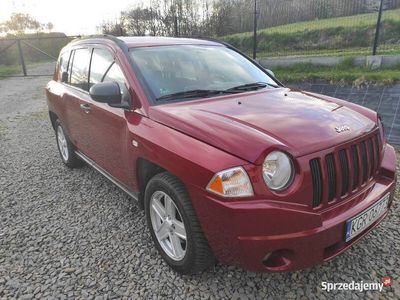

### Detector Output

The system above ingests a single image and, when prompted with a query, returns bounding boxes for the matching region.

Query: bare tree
[2,13,42,35]
[98,0,400,37]
[46,22,54,32]
[98,20,124,36]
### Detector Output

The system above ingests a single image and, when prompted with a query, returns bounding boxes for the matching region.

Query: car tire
[144,172,215,274]
[55,119,83,168]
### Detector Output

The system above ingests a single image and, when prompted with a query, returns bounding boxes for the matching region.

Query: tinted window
[103,64,130,104]
[70,48,90,91]
[57,51,70,82]
[89,48,114,88]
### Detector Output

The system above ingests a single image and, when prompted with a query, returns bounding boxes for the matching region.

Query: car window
[102,63,130,104]
[130,45,277,103]
[89,48,114,88]
[70,48,90,91]
[57,51,70,82]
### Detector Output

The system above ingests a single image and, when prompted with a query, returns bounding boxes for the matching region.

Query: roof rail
[69,34,128,52]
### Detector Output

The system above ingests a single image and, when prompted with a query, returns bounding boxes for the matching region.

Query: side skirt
[75,151,139,201]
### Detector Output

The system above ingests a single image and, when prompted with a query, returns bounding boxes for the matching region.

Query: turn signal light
[206,167,254,198]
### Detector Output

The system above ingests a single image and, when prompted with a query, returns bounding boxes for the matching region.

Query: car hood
[149,88,376,164]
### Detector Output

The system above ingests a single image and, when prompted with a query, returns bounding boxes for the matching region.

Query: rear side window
[57,51,70,82]
[89,48,114,88]
[70,48,90,91]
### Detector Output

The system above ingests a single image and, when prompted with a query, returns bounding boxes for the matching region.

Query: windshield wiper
[156,89,236,102]
[226,82,276,92]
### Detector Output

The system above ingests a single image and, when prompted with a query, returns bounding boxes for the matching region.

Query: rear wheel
[55,119,83,168]
[145,172,215,274]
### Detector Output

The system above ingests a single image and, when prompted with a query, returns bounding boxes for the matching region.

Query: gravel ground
[0,64,399,299]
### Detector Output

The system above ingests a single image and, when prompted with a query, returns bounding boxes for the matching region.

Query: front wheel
[145,172,215,274]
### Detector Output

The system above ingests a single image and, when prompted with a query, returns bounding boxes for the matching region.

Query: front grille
[360,141,368,184]
[325,154,336,202]
[367,139,375,178]
[310,131,382,208]
[310,158,323,207]
[376,134,382,166]
[339,150,349,196]
[351,145,359,190]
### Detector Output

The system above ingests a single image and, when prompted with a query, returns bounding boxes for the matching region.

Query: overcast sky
[0,0,144,35]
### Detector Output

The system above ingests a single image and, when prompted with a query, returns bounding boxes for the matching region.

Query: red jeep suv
[46,36,397,274]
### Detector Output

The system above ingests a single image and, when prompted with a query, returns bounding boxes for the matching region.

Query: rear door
[62,47,92,154]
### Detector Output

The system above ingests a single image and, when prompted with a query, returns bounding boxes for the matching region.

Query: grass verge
[274,61,400,85]
[0,65,21,77]
[252,46,400,59]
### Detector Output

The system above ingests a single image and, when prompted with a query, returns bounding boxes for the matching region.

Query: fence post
[252,0,257,59]
[16,39,27,76]
[372,0,384,56]
[174,15,179,37]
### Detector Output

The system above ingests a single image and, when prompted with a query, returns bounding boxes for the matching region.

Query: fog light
[262,249,293,270]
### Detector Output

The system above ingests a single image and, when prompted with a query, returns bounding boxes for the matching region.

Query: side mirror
[61,71,69,83]
[89,82,129,109]
[265,69,276,78]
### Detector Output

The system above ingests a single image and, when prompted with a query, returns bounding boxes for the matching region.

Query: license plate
[345,193,390,242]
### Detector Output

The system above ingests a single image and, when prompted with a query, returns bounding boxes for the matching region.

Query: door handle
[80,103,91,113]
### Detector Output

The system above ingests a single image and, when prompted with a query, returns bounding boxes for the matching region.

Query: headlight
[263,151,294,191]
[206,167,254,197]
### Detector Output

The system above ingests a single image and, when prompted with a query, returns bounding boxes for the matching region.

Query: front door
[84,47,132,186]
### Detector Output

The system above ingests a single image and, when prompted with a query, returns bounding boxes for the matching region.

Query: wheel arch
[136,157,166,209]
[49,110,58,130]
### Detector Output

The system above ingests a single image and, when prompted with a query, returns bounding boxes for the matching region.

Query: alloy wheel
[57,125,69,161]
[149,191,187,261]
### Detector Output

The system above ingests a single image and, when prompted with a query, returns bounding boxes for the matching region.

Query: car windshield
[129,45,278,103]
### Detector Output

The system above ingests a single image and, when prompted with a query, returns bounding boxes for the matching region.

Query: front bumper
[189,145,397,272]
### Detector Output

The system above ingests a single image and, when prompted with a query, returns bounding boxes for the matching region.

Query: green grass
[0,65,21,77]
[224,8,400,38]
[221,8,400,58]
[274,61,400,84]
[253,45,400,59]
[0,61,53,78]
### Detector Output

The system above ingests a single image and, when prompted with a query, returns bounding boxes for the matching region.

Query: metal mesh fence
[0,35,75,76]
[222,0,400,58]
[290,82,400,145]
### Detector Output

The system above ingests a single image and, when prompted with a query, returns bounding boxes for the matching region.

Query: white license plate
[345,193,390,242]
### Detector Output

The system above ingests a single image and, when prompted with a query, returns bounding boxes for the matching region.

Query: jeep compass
[46,36,397,274]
